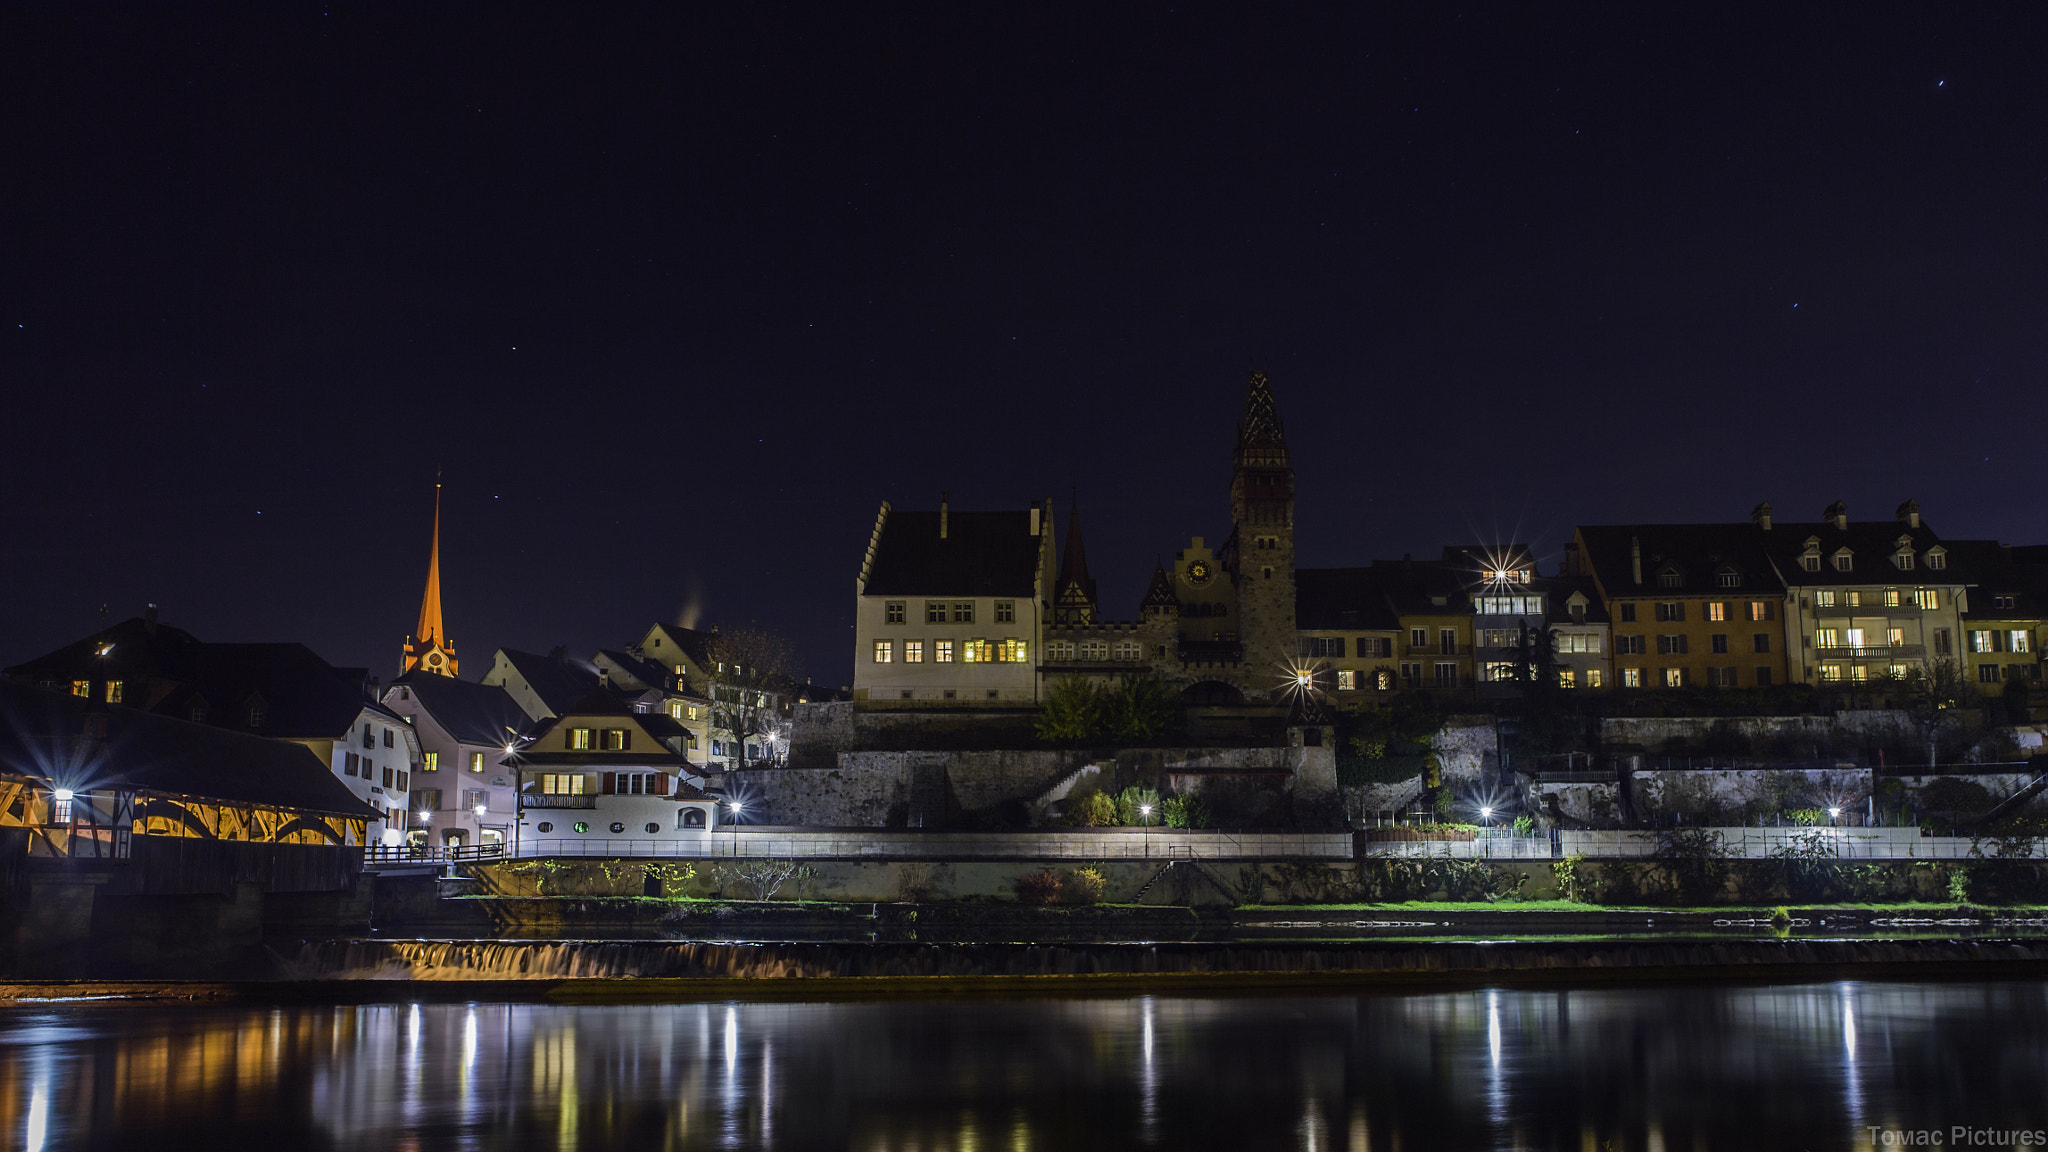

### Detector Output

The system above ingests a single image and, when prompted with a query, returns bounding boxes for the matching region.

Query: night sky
[3,6,2044,689]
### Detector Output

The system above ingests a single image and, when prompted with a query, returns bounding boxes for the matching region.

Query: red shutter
[602,771,616,795]
[653,773,669,796]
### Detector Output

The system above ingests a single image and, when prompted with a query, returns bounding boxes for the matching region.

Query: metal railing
[491,830,1355,861]
[365,843,506,865]
[1813,645,1926,660]
[519,794,598,810]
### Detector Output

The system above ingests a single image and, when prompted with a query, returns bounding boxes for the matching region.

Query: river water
[3,980,2044,1150]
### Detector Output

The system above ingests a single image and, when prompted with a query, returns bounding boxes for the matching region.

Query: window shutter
[653,773,669,796]
[564,729,574,750]
[1679,635,1690,654]
[1334,638,1347,658]
[622,729,632,751]
[602,771,616,795]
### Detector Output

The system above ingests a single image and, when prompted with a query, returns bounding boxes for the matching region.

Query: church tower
[401,479,459,677]
[1226,371,1296,694]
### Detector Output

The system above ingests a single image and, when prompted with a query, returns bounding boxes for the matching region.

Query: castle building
[400,480,459,678]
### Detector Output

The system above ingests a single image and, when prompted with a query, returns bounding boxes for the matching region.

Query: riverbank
[4,936,2048,1004]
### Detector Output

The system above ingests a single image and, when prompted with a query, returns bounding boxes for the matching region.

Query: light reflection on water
[0,981,2044,1150]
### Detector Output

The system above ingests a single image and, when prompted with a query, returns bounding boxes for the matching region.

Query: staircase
[1978,767,2048,827]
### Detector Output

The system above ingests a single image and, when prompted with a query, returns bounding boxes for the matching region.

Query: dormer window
[1893,551,1915,570]
[1800,555,1821,572]
[1926,549,1947,571]
[1832,550,1854,572]
[1657,571,1683,589]
[1716,569,1740,588]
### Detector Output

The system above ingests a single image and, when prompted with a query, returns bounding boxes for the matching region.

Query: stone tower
[401,478,459,677]
[1225,371,1295,697]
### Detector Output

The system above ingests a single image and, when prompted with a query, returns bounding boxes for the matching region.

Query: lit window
[1889,664,1909,680]
[1558,668,1576,688]
[1585,669,1603,688]
[542,773,586,795]
[1484,662,1518,682]
[1816,629,1841,649]
[1621,668,1642,688]
[952,602,974,623]
[1000,638,1029,663]
[1884,589,1901,607]
[669,701,683,719]
[935,640,955,663]
[962,639,988,663]
[873,640,893,663]
[905,640,923,663]
[423,751,439,771]
[105,680,123,703]
[925,601,946,623]
[1818,665,1843,682]
[1848,665,1868,682]
[1971,631,1994,653]
[70,680,89,698]
[1848,590,1865,608]
[995,601,1015,623]
[570,728,593,750]
[1337,669,1357,690]
[1748,601,1770,622]
[469,751,484,773]
[1374,669,1395,691]
[1914,589,1939,609]
[2011,631,2031,654]
[1707,602,1726,622]
[1662,668,1684,688]
[1814,590,1837,608]
[1556,633,1600,654]
[1887,628,1905,648]
[603,729,628,751]
[886,601,906,624]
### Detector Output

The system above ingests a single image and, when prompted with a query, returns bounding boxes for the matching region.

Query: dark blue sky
[3,5,2044,688]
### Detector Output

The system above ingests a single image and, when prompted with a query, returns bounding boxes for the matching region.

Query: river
[3,979,2044,1150]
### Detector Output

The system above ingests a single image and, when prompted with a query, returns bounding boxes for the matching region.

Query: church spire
[401,476,459,677]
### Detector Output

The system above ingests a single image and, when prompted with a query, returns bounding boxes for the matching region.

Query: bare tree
[704,626,796,769]
[1903,656,1979,769]
[713,858,803,901]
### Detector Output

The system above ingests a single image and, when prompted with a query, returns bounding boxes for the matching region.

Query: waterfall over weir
[279,937,2048,982]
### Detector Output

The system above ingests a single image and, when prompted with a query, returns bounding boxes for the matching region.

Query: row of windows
[1797,548,1946,573]
[1472,595,1544,615]
[362,723,396,748]
[419,750,490,773]
[1816,664,1911,683]
[1978,664,2042,683]
[565,727,633,751]
[342,752,409,792]
[883,600,1018,625]
[1813,627,1915,650]
[1616,633,1773,656]
[532,808,711,835]
[873,639,1029,663]
[1618,667,1775,688]
[1618,600,1779,624]
[1301,636,1395,659]
[1047,640,1146,662]
[1812,588,1940,609]
[1970,630,2033,654]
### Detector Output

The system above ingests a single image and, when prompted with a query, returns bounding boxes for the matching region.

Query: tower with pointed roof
[1053,504,1098,627]
[1226,370,1297,694]
[402,479,459,677]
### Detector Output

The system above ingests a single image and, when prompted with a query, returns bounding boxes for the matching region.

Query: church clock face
[428,652,442,667]
[1186,560,1211,586]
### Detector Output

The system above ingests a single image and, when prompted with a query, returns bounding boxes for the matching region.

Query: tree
[1903,656,1979,769]
[703,626,796,769]
[2002,673,2033,726]
[1036,676,1105,746]
[1103,669,1180,745]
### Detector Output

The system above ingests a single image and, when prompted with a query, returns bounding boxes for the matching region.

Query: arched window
[681,807,707,829]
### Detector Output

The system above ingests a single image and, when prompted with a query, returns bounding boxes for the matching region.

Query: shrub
[1068,791,1117,827]
[1787,808,1831,827]
[1063,867,1107,905]
[897,862,935,903]
[1114,786,1162,826]
[1016,868,1063,906]
[1552,855,1590,903]
[1163,793,1210,829]
[1512,814,1536,837]
[1947,867,1972,906]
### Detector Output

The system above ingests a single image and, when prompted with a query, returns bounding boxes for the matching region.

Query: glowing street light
[1480,805,1494,822]
[52,787,75,823]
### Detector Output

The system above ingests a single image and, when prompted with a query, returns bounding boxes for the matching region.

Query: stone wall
[788,702,1041,766]
[1529,780,1623,826]
[1629,767,1871,824]
[1600,711,1917,757]
[1433,716,1499,785]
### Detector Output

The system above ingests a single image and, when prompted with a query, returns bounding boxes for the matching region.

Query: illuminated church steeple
[401,478,458,677]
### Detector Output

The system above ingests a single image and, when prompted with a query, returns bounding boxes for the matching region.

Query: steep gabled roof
[862,508,1042,597]
[1294,568,1402,630]
[389,671,533,747]
[495,649,603,716]
[1141,561,1180,609]
[0,682,372,818]
[1574,523,1788,597]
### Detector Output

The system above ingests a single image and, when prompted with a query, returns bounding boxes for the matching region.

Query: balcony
[1812,645,1926,662]
[520,793,597,810]
[1403,644,1473,657]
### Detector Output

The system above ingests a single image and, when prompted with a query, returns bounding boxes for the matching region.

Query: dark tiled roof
[4,617,373,740]
[496,649,603,715]
[642,624,717,672]
[863,508,1042,597]
[0,682,372,818]
[1574,523,1789,597]
[1294,568,1402,630]
[595,649,673,692]
[1543,575,1612,625]
[389,672,533,747]
[1949,541,2048,622]
[1371,558,1467,616]
[1756,519,1961,587]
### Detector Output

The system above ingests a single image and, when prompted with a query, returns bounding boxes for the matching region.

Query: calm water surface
[3,981,2045,1150]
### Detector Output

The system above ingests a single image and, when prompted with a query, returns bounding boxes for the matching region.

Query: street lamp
[52,787,74,823]
[1138,803,1153,827]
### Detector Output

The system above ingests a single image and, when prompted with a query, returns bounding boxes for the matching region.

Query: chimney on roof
[1824,500,1848,531]
[1896,498,1921,529]
[1751,502,1772,531]
[598,667,610,689]
[939,490,949,539]
[1029,500,1040,537]
[1631,536,1642,586]
[144,603,158,635]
